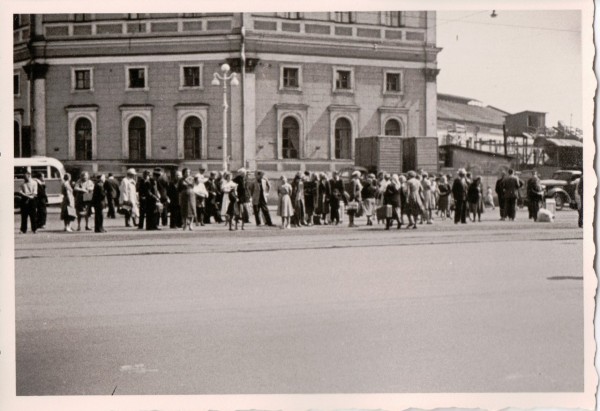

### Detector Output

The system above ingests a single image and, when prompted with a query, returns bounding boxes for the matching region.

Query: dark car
[540,170,582,210]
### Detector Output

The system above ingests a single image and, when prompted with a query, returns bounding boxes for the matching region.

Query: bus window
[50,166,62,179]
[31,166,49,178]
[14,166,28,179]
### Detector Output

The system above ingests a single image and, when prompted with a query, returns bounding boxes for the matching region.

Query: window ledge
[278,88,303,94]
[179,86,204,91]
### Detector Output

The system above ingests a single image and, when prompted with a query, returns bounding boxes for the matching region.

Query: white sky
[436,10,582,129]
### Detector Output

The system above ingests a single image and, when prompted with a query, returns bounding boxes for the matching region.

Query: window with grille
[334,118,352,159]
[384,11,403,27]
[334,12,354,23]
[74,69,91,90]
[75,118,93,161]
[183,116,202,160]
[282,117,299,159]
[283,67,299,88]
[128,117,146,160]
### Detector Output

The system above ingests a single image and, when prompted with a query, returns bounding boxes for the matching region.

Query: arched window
[14,121,21,158]
[334,118,352,159]
[75,117,93,160]
[128,116,146,160]
[183,116,202,160]
[282,116,299,159]
[384,119,402,136]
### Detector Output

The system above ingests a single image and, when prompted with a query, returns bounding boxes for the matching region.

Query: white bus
[14,156,66,207]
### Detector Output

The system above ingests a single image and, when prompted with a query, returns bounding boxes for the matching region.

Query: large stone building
[14,12,440,175]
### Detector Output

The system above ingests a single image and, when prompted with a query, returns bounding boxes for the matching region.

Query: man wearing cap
[250,170,274,226]
[204,171,223,224]
[168,170,183,228]
[452,168,468,224]
[154,168,170,227]
[119,168,139,227]
[19,170,38,233]
[139,170,161,230]
[502,168,521,221]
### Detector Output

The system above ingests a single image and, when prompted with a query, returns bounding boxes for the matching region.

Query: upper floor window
[180,65,202,89]
[333,12,354,23]
[333,67,354,92]
[383,70,403,94]
[126,66,148,90]
[72,68,93,91]
[281,12,301,19]
[13,15,21,30]
[280,65,302,91]
[73,14,92,22]
[383,11,404,27]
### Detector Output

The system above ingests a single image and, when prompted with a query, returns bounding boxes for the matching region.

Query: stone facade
[14,12,440,175]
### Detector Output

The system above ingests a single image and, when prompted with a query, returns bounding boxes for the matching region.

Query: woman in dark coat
[437,176,451,221]
[178,168,197,231]
[467,176,485,222]
[383,174,403,230]
[315,173,330,225]
[303,172,317,226]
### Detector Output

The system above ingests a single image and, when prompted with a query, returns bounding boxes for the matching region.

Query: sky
[436,10,582,129]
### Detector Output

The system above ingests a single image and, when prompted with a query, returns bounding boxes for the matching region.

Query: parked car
[539,170,582,210]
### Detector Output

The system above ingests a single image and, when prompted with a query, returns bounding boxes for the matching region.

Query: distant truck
[355,136,438,175]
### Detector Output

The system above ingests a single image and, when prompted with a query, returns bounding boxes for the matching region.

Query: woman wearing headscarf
[315,173,330,225]
[405,170,424,229]
[421,172,434,224]
[178,168,197,231]
[467,176,485,222]
[277,175,293,229]
[361,174,377,226]
[383,174,402,230]
[60,173,76,232]
[347,171,362,228]
[436,176,451,221]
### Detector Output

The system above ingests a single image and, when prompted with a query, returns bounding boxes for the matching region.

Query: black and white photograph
[1,0,596,410]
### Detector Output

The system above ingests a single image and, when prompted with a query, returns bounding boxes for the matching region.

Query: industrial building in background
[13,12,441,176]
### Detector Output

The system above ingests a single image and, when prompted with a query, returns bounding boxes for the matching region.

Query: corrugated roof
[438,97,507,127]
[545,138,583,148]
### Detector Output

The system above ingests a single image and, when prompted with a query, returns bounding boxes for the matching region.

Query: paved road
[14,209,584,395]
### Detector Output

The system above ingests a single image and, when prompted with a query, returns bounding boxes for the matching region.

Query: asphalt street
[14,208,584,395]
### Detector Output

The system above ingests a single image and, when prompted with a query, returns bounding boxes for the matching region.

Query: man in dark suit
[140,170,161,230]
[503,169,521,221]
[495,171,506,220]
[104,173,120,219]
[92,174,107,233]
[251,170,274,226]
[204,171,223,224]
[329,171,345,225]
[452,168,468,224]
[153,168,169,227]
[168,170,182,228]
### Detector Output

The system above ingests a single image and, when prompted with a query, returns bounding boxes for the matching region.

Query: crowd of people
[16,165,583,234]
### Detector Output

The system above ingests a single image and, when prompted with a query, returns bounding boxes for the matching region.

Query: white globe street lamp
[212,63,239,172]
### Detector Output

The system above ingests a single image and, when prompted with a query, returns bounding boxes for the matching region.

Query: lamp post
[211,63,239,172]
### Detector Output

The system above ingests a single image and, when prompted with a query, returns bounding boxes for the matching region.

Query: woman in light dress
[193,173,208,226]
[178,168,197,231]
[220,172,237,226]
[347,171,362,228]
[421,172,434,224]
[405,170,424,229]
[73,171,95,231]
[277,175,293,229]
[60,173,76,232]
